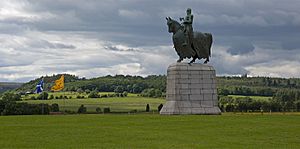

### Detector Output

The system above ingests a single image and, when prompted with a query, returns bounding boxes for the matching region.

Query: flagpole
[42,77,44,115]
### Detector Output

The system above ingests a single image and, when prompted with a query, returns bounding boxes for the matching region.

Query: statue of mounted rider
[166,8,213,64]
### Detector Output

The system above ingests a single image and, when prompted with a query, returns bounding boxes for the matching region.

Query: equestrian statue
[166,8,213,64]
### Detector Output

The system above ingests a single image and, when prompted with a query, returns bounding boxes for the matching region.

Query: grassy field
[22,96,165,113]
[228,95,272,101]
[0,113,299,148]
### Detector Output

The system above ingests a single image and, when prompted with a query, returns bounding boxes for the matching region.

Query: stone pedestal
[160,63,221,115]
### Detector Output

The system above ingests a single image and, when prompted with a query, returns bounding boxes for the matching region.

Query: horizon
[1,0,300,82]
[2,72,299,84]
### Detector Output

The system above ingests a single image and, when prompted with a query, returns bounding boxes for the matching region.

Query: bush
[96,107,102,113]
[158,104,163,112]
[146,104,150,112]
[55,96,59,99]
[141,88,163,98]
[49,95,54,100]
[2,92,21,101]
[88,91,100,98]
[103,107,110,113]
[101,94,108,98]
[77,105,87,114]
[76,95,85,99]
[2,102,50,115]
[123,91,128,97]
[30,96,36,100]
[51,103,59,112]
[36,92,48,100]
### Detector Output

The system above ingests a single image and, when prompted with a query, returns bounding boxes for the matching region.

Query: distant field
[22,96,165,113]
[0,114,299,149]
[228,95,272,101]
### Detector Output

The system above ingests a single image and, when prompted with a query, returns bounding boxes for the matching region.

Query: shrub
[2,92,21,101]
[2,102,50,115]
[77,105,87,114]
[88,91,100,98]
[55,96,59,99]
[103,107,110,113]
[141,88,163,98]
[123,91,128,97]
[30,96,36,100]
[51,103,59,112]
[146,104,150,112]
[101,94,108,98]
[36,92,48,100]
[96,107,102,113]
[158,104,163,112]
[49,95,54,100]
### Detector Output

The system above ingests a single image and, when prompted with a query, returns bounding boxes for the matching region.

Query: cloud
[0,0,300,82]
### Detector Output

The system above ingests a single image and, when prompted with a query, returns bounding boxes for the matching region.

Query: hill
[15,74,300,96]
[16,74,166,94]
[0,82,23,93]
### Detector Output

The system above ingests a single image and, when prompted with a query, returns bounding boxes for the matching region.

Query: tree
[37,92,49,100]
[88,90,99,98]
[2,92,21,101]
[114,86,124,93]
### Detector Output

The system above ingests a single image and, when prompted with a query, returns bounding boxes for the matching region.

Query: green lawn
[21,96,165,113]
[228,95,272,101]
[0,114,299,148]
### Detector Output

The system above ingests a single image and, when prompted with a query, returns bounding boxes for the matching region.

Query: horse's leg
[177,57,183,62]
[189,56,196,64]
[204,57,209,64]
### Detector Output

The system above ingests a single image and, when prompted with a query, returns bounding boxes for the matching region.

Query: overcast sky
[1,0,300,82]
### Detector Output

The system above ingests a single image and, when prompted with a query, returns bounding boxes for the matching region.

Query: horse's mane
[172,19,182,28]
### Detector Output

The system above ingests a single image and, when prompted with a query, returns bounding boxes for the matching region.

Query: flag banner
[51,75,64,91]
[36,79,44,94]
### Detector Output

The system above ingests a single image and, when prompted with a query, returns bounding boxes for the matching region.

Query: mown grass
[22,96,165,112]
[228,95,272,101]
[0,114,299,149]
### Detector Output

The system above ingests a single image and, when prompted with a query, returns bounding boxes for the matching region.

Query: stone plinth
[160,63,221,115]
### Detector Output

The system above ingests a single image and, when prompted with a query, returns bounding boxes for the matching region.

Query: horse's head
[166,17,181,33]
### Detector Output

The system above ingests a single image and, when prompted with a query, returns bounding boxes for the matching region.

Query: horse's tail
[207,33,213,57]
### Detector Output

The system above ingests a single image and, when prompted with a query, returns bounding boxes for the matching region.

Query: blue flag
[36,79,44,94]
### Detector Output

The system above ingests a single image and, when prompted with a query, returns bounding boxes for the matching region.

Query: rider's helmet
[187,8,192,14]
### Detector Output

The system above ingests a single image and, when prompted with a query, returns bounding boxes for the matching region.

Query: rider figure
[180,8,193,47]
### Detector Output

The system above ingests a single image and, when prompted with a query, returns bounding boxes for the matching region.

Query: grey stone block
[160,63,221,115]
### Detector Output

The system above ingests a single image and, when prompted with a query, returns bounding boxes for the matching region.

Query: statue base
[160,63,221,115]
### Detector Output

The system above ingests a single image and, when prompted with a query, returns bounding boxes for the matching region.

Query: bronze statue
[180,8,193,47]
[166,8,213,64]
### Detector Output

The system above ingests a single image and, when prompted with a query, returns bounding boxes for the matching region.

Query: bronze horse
[166,17,213,64]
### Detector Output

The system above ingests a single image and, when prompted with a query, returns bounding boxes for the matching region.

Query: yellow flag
[51,75,64,91]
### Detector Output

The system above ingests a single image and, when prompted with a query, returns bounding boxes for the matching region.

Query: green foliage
[88,91,100,98]
[141,88,163,98]
[103,107,110,113]
[146,104,150,112]
[1,92,21,101]
[77,105,87,114]
[36,92,48,100]
[49,94,54,99]
[114,86,124,93]
[2,102,50,115]
[96,107,102,113]
[51,103,59,112]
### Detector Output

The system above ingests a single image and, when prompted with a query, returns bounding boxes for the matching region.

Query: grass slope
[0,114,299,148]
